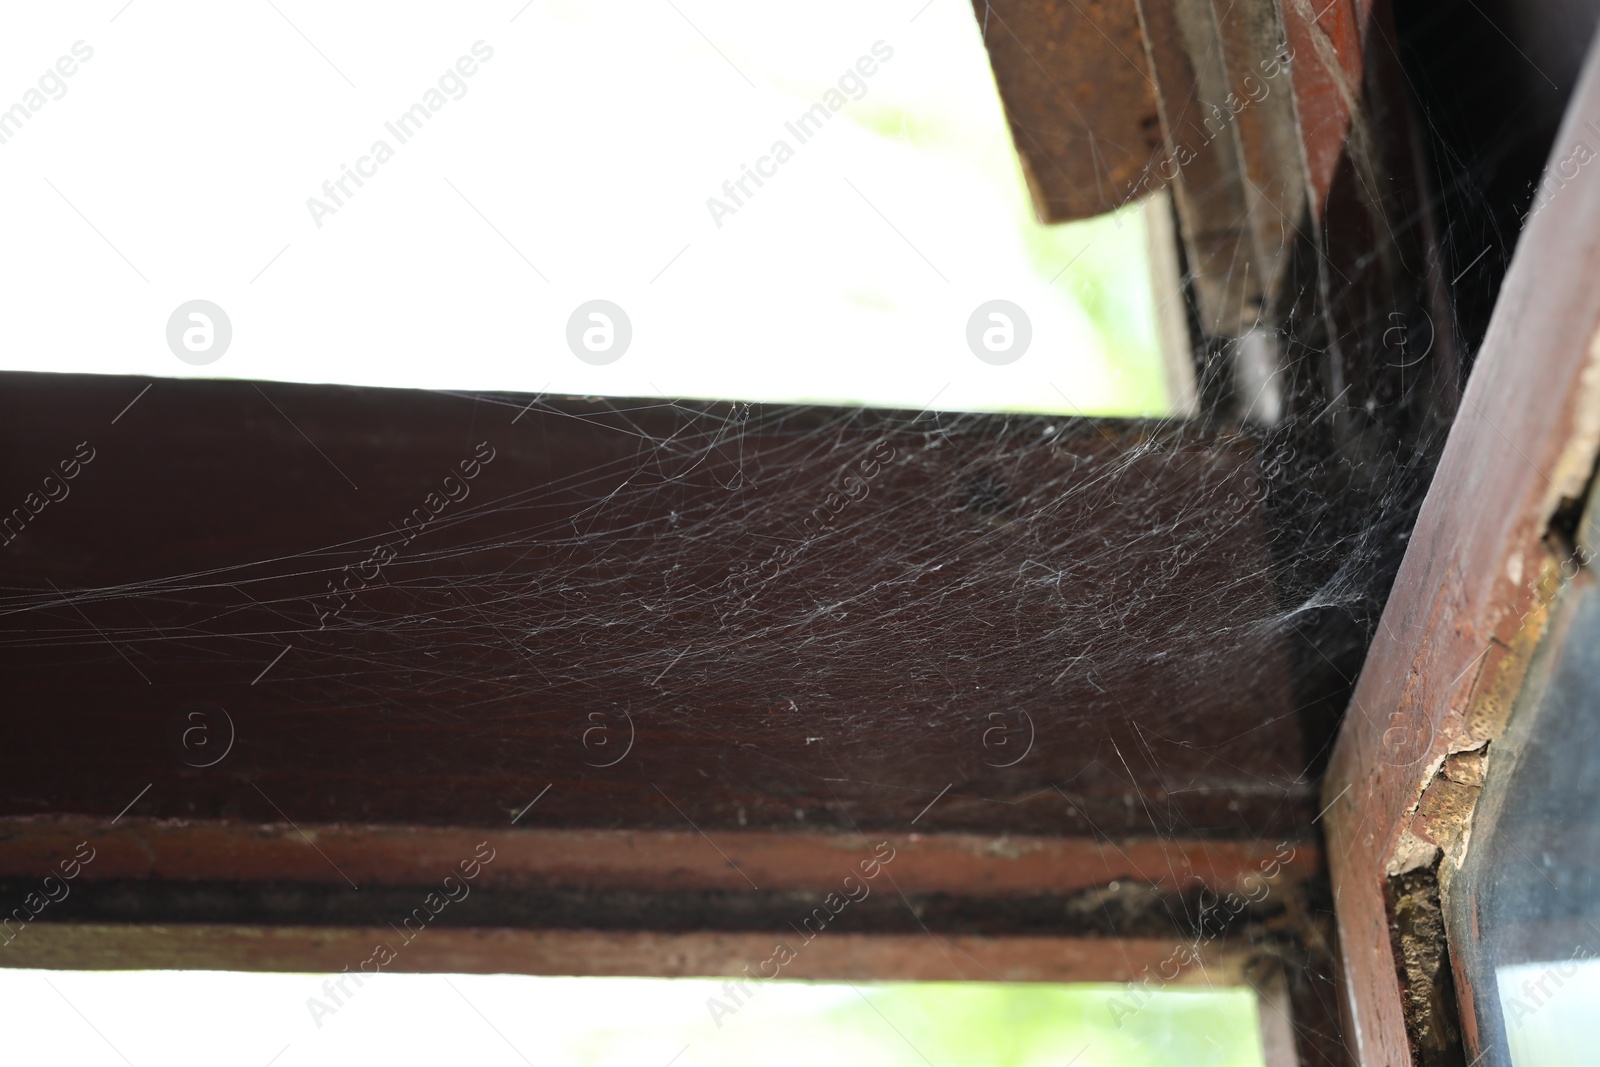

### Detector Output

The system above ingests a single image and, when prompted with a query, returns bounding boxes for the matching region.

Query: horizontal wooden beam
[0,924,1253,985]
[967,0,1167,221]
[0,819,1314,898]
[0,815,1315,984]
[0,374,1315,840]
[1322,42,1600,1067]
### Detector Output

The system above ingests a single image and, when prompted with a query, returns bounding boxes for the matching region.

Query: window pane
[0,970,1269,1067]
[0,2,1173,416]
[1446,582,1600,1066]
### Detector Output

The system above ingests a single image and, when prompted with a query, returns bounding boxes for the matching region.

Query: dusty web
[0,1,1573,1060]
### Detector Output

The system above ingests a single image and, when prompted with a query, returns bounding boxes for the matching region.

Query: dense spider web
[0,0,1577,1062]
[0,0,1535,888]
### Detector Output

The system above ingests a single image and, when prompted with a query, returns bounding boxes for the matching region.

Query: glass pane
[0,970,1269,1067]
[0,3,1174,416]
[1495,959,1600,1065]
[1446,581,1600,1066]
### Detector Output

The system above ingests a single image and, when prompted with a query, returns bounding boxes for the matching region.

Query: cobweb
[0,0,1579,1062]
[0,0,1535,898]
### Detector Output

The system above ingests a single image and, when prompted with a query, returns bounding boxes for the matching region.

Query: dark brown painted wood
[0,373,1313,842]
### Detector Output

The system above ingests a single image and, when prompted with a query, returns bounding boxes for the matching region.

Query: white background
[0,0,1163,413]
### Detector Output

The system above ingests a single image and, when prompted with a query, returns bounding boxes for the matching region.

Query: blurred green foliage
[560,979,1268,1066]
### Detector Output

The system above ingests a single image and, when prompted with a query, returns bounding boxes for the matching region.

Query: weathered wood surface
[0,375,1312,841]
[1,923,1251,984]
[1322,43,1600,1067]
[0,820,1313,898]
[968,0,1168,221]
